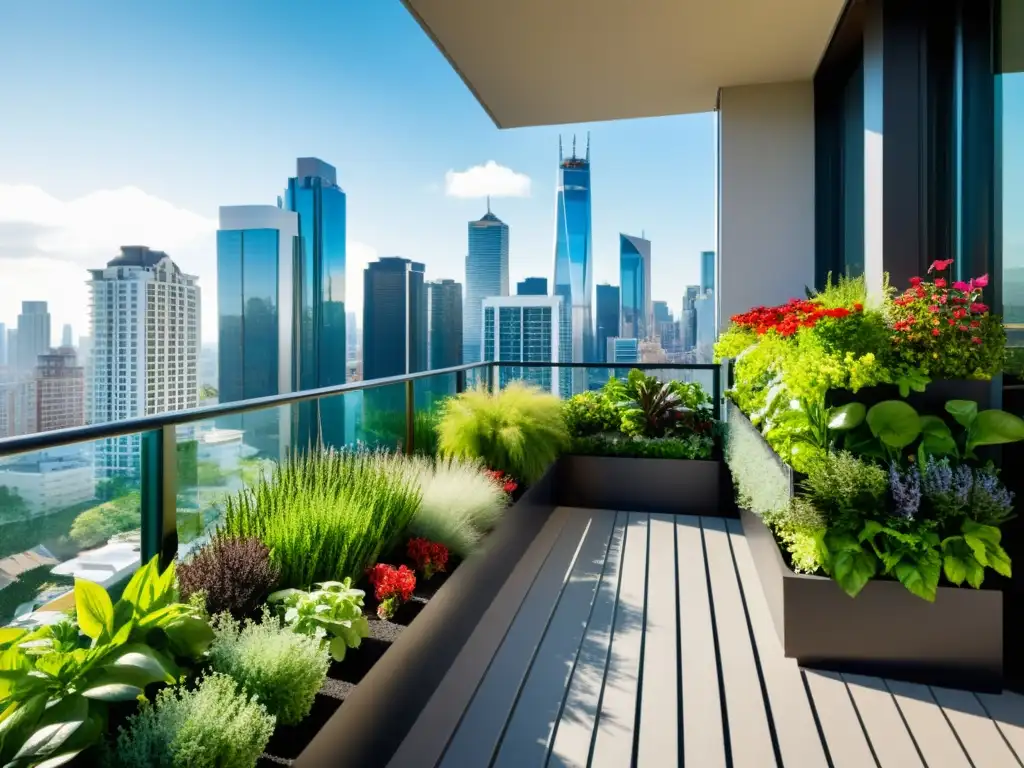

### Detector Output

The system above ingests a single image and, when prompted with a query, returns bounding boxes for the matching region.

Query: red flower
[970,320,980,328]
[407,538,449,580]
[909,277,923,287]
[970,302,989,314]
[367,563,416,620]
[930,259,955,273]
[933,278,947,289]
[953,281,972,292]
[932,329,941,337]
[952,308,967,320]
[853,302,864,311]
[486,469,519,494]
[928,305,939,313]
[973,273,989,288]
[948,318,955,325]
[958,324,970,332]
[971,336,983,345]
[915,285,927,298]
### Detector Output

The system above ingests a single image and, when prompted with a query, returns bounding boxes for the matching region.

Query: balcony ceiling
[402,0,847,128]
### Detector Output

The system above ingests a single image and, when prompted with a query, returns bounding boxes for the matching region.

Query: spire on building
[486,195,491,214]
[558,135,563,162]
[572,134,577,158]
[586,131,590,162]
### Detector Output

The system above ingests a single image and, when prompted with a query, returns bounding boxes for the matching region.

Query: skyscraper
[595,284,620,363]
[695,292,716,362]
[6,330,17,376]
[0,323,6,367]
[35,347,84,433]
[284,157,346,448]
[553,135,594,394]
[61,324,73,348]
[516,277,548,296]
[701,250,716,294]
[363,258,427,380]
[16,302,51,374]
[346,311,359,363]
[427,279,463,370]
[87,247,200,477]
[620,234,652,341]
[217,205,299,458]
[464,201,509,364]
[482,295,561,395]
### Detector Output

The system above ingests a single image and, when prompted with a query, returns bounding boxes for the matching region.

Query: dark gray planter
[740,508,1003,691]
[827,374,1004,413]
[555,454,724,515]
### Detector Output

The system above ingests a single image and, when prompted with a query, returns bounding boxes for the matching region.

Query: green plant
[724,402,793,517]
[69,493,142,548]
[800,451,889,531]
[569,433,713,460]
[220,448,421,588]
[177,537,280,619]
[562,390,619,438]
[105,673,274,768]
[0,557,214,767]
[208,610,329,726]
[437,382,568,484]
[602,370,686,438]
[268,578,370,662]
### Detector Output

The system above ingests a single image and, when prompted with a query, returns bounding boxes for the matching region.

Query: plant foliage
[177,537,281,619]
[268,578,370,662]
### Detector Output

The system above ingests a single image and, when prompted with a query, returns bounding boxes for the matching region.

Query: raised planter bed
[827,374,1004,413]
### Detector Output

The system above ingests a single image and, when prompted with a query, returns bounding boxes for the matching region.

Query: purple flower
[971,470,1015,524]
[952,464,973,508]
[889,463,921,520]
[921,456,952,499]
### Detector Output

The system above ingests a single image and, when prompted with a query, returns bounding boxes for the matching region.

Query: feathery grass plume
[220,447,421,588]
[437,382,568,484]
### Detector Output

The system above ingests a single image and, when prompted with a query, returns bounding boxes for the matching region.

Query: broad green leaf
[108,645,175,685]
[135,603,187,630]
[857,520,884,544]
[120,558,156,612]
[73,580,114,642]
[919,415,952,438]
[964,535,989,566]
[962,520,1002,545]
[922,432,959,457]
[0,629,27,649]
[895,557,939,602]
[968,410,1024,451]
[268,588,304,604]
[9,694,86,763]
[866,401,921,449]
[163,616,214,659]
[828,402,866,431]
[943,554,968,586]
[80,681,143,702]
[0,693,47,762]
[25,711,103,768]
[945,400,978,429]
[987,544,1013,578]
[830,546,877,598]
[328,636,348,662]
[964,557,986,588]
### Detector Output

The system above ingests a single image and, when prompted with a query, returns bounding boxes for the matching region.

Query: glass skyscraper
[701,250,716,294]
[284,157,346,449]
[427,279,463,370]
[364,258,427,380]
[553,135,595,395]
[516,277,548,296]
[464,202,509,364]
[595,283,620,363]
[482,295,561,395]
[620,233,652,342]
[217,206,298,459]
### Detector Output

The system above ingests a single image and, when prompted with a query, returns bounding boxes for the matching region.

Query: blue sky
[0,0,716,344]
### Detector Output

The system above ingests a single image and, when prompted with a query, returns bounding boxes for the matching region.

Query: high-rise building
[553,135,595,394]
[363,257,427,380]
[346,311,359,363]
[482,295,561,395]
[35,347,84,433]
[516,277,548,296]
[0,381,37,437]
[464,201,509,364]
[607,337,640,364]
[654,301,671,325]
[217,205,299,457]
[284,157,347,448]
[701,250,716,294]
[595,284,620,363]
[427,279,463,371]
[0,323,6,367]
[61,324,73,349]
[87,246,200,477]
[5,330,16,375]
[620,233,652,342]
[681,309,697,351]
[16,302,51,374]
[695,292,716,362]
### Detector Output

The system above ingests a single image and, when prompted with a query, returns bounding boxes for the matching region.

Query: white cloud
[444,161,531,199]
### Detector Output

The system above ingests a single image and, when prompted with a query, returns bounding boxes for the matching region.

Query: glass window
[999,0,1024,375]
[841,60,865,277]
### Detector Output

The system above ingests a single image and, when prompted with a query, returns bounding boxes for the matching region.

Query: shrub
[70,492,142,548]
[437,382,569,484]
[602,370,711,439]
[209,609,329,726]
[106,673,275,768]
[177,536,281,619]
[220,448,421,588]
[800,451,888,530]
[402,456,508,557]
[563,390,619,437]
[570,433,713,460]
[268,578,370,662]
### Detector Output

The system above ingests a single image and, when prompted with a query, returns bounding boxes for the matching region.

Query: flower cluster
[888,463,921,520]
[730,298,858,337]
[366,563,416,620]
[406,537,449,580]
[486,469,519,494]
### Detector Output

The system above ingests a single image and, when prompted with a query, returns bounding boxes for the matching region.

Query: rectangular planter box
[554,454,725,515]
[827,374,1004,413]
[741,507,1003,691]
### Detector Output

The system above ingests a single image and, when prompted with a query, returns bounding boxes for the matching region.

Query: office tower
[701,250,716,294]
[681,309,697,351]
[595,284,620,363]
[217,205,299,457]
[553,135,595,395]
[427,279,463,370]
[284,157,347,448]
[35,347,84,432]
[6,330,17,373]
[607,337,640,364]
[620,233,652,341]
[516,277,548,296]
[654,301,671,325]
[482,295,561,395]
[364,258,427,380]
[16,302,51,374]
[61,324,73,348]
[464,201,509,364]
[346,311,359,363]
[87,246,200,477]
[0,381,37,437]
[695,292,716,362]
[0,323,5,367]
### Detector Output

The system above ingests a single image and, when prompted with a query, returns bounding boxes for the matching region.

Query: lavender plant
[970,470,1016,526]
[888,463,921,520]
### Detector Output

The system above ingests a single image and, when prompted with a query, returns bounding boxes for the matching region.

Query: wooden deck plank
[931,687,1023,768]
[803,670,877,768]
[701,516,777,768]
[590,512,649,768]
[437,508,600,768]
[725,518,829,768]
[491,511,619,768]
[976,691,1024,761]
[635,513,680,766]
[884,679,970,768]
[546,516,628,768]
[676,516,726,768]
[843,673,924,768]
[388,506,572,768]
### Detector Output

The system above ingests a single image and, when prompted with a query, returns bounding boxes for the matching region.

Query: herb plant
[268,578,371,662]
[177,536,281,619]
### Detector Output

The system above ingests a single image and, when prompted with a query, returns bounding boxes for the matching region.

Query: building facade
[87,247,200,477]
[516,277,548,296]
[482,295,561,395]
[427,279,463,371]
[464,204,509,364]
[0,453,94,516]
[620,234,652,342]
[700,250,715,294]
[35,347,84,433]
[363,258,428,380]
[595,283,620,363]
[607,337,639,364]
[16,302,51,376]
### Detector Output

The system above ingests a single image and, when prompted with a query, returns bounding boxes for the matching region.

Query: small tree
[0,486,28,524]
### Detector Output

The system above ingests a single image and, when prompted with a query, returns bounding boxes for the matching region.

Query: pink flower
[953,281,972,292]
[959,324,969,332]
[939,294,948,304]
[970,302,989,314]
[971,336,983,345]
[928,305,939,313]
[909,277,923,287]
[932,329,941,337]
[973,274,989,288]
[934,278,947,288]
[930,259,954,273]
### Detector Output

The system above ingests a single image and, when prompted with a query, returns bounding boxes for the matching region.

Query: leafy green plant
[800,451,889,530]
[603,370,688,438]
[437,382,569,484]
[0,557,213,767]
[208,610,329,726]
[220,448,421,588]
[562,390,620,438]
[105,673,275,768]
[569,433,713,460]
[268,579,370,662]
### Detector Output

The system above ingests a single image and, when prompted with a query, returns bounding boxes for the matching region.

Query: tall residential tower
[464,201,509,363]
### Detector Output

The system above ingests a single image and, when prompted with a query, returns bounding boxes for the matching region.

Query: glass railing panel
[464,365,488,391]
[0,439,141,627]
[413,372,455,456]
[355,382,408,450]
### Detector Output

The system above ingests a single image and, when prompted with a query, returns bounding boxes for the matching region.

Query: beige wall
[717,82,816,330]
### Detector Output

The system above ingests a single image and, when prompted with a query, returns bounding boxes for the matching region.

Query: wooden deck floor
[388,508,1024,768]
